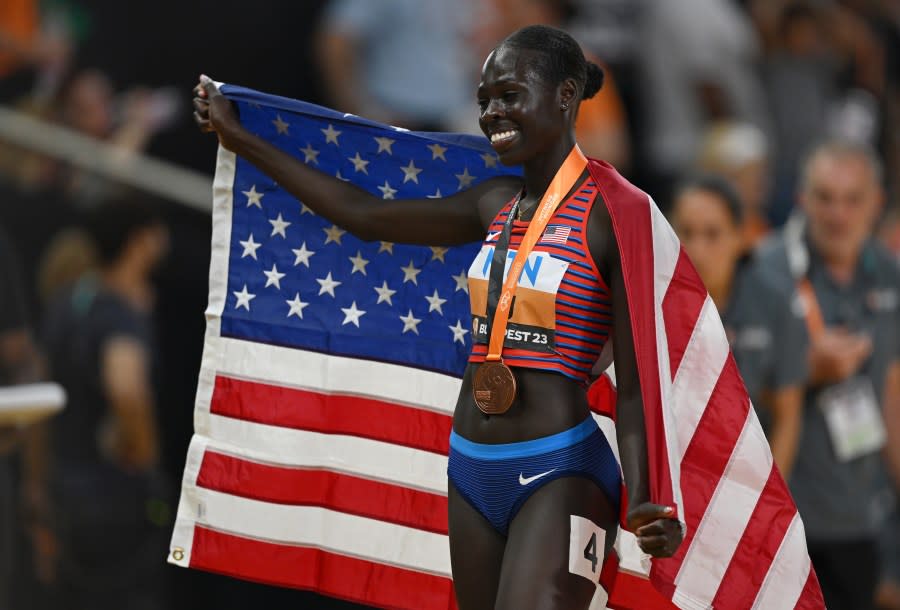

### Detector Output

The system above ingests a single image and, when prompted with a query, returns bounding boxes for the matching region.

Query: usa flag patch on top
[539,224,571,245]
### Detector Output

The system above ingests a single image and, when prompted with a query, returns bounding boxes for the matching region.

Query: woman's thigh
[448,481,507,610]
[494,476,617,610]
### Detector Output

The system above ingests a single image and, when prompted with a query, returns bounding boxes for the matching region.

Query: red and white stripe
[589,159,824,609]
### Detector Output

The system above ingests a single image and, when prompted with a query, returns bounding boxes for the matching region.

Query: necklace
[516,198,538,220]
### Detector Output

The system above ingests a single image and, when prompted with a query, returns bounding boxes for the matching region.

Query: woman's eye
[477,99,488,111]
[503,91,518,101]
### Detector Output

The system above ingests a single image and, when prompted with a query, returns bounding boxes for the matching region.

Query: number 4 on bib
[569,515,605,582]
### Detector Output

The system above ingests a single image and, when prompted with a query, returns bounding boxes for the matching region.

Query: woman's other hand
[193,75,241,150]
[626,502,684,558]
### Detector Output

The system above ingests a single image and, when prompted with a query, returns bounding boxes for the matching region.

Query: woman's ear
[559,78,578,111]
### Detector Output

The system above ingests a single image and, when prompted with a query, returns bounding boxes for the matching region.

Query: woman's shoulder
[585,159,650,206]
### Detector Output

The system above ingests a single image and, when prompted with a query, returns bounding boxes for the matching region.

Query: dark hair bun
[583,62,605,99]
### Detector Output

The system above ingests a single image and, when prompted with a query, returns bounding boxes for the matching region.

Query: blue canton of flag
[220,85,521,376]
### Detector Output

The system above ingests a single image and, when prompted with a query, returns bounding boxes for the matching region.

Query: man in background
[40,198,170,610]
[315,0,476,132]
[754,141,900,610]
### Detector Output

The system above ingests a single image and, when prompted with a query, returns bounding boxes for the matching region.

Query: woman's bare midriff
[452,363,592,444]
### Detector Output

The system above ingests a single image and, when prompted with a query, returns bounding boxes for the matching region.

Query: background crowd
[0,0,898,609]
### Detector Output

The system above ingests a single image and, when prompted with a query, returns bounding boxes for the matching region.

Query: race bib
[569,515,605,583]
[818,376,886,462]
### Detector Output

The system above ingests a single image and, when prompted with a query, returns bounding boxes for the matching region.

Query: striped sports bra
[467,178,612,384]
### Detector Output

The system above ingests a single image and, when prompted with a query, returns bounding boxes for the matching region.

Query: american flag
[539,224,571,245]
[168,84,519,610]
[169,84,825,610]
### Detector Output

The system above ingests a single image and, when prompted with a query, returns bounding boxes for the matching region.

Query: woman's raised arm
[194,77,521,246]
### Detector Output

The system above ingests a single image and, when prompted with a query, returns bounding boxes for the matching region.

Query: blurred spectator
[469,0,631,169]
[565,0,643,175]
[315,0,477,132]
[761,1,886,224]
[0,67,179,204]
[36,227,99,305]
[696,121,772,249]
[670,175,806,477]
[0,223,41,610]
[39,199,171,610]
[565,0,643,72]
[0,0,72,104]
[754,141,900,610]
[637,0,770,204]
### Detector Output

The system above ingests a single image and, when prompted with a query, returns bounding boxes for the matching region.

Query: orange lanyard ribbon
[485,146,588,362]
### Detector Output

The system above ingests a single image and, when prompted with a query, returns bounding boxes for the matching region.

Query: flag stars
[300,203,314,215]
[400,260,422,285]
[374,281,397,305]
[427,188,443,199]
[348,152,370,174]
[425,289,448,315]
[243,185,264,208]
[456,167,476,190]
[427,143,447,161]
[374,136,395,154]
[348,251,370,275]
[292,242,315,267]
[430,247,448,263]
[321,123,342,145]
[272,114,290,135]
[452,270,469,294]
[300,143,320,164]
[316,272,342,297]
[481,152,499,168]
[378,241,394,255]
[323,224,346,245]
[286,293,309,319]
[340,301,366,327]
[400,159,422,184]
[263,264,286,289]
[269,213,291,238]
[233,285,256,311]
[449,320,469,344]
[239,233,261,260]
[399,310,422,335]
[378,181,397,199]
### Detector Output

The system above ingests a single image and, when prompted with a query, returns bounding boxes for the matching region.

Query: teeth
[490,130,517,143]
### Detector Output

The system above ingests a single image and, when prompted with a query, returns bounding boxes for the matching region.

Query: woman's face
[671,188,743,291]
[477,46,564,166]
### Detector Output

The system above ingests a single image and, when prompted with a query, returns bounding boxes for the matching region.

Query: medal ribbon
[484,146,588,362]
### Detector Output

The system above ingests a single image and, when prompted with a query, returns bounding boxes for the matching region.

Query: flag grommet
[172,548,185,561]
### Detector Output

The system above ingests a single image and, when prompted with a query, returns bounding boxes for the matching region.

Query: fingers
[193,96,209,114]
[627,503,675,530]
[200,74,220,99]
[193,111,213,133]
[637,534,668,553]
[636,517,683,558]
[193,75,216,133]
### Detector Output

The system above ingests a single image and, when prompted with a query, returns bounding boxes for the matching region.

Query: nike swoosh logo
[518,469,557,486]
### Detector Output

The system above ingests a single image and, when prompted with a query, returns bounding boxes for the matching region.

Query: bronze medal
[473,360,517,415]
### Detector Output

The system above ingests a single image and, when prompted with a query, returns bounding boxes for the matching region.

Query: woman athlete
[195,25,682,610]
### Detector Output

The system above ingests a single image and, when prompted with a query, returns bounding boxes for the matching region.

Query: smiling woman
[193,24,683,610]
